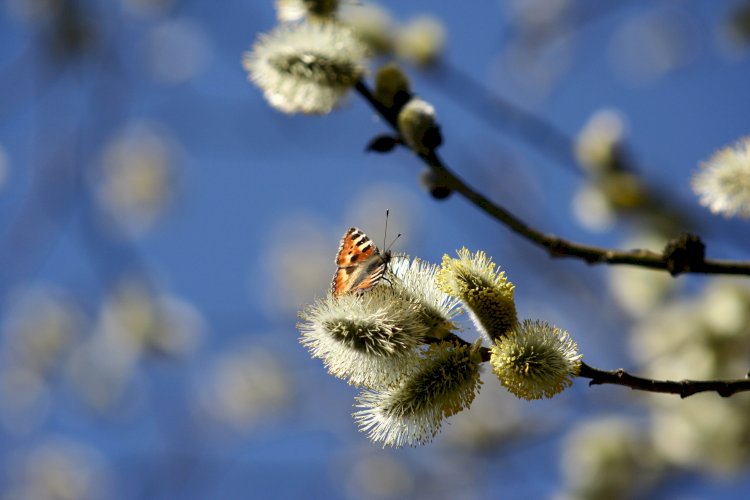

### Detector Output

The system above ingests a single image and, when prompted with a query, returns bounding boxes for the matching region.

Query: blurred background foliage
[0,0,750,498]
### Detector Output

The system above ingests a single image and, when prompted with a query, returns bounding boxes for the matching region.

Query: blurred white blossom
[244,21,367,114]
[630,278,750,380]
[698,280,750,336]
[66,332,138,412]
[197,344,290,429]
[493,0,573,103]
[3,285,83,375]
[608,234,676,318]
[66,279,202,411]
[574,109,627,173]
[628,277,750,476]
[259,214,332,316]
[608,8,699,85]
[650,396,750,475]
[394,16,445,67]
[92,122,179,236]
[560,418,663,500]
[5,438,111,500]
[571,184,616,232]
[692,137,750,219]
[340,2,395,55]
[98,279,203,358]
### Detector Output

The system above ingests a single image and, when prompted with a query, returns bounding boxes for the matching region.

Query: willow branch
[578,362,750,398]
[354,80,750,277]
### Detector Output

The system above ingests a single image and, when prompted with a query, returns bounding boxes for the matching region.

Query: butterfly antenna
[385,233,401,253]
[383,209,401,252]
[383,209,390,250]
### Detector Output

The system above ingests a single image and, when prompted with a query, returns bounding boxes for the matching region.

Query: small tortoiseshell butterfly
[331,227,392,296]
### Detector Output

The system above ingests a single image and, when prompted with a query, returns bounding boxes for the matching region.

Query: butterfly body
[331,227,391,296]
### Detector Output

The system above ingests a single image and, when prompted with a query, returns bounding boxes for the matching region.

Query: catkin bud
[436,248,517,342]
[374,63,411,110]
[354,342,482,447]
[298,287,426,388]
[397,98,442,154]
[419,167,453,200]
[491,320,582,400]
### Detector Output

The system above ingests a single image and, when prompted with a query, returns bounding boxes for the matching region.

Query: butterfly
[331,227,392,296]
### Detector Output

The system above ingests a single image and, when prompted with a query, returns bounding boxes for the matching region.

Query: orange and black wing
[331,266,354,296]
[334,227,378,267]
[331,254,390,296]
[348,252,391,294]
[331,228,388,296]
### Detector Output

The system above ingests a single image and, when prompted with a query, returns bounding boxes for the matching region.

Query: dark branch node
[663,233,706,276]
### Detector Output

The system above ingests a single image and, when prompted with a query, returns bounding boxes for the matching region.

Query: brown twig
[578,362,750,398]
[354,80,750,277]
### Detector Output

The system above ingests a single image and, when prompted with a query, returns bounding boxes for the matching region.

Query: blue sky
[1,0,749,498]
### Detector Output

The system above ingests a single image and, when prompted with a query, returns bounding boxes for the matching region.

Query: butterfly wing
[348,251,391,293]
[331,228,390,296]
[335,228,377,266]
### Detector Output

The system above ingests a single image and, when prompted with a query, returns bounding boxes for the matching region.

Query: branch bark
[578,362,750,398]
